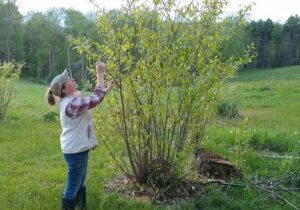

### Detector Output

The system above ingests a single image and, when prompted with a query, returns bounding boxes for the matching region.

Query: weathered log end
[196,148,242,180]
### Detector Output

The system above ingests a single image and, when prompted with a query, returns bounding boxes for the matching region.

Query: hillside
[0,66,299,210]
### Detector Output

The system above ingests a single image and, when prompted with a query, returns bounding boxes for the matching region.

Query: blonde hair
[46,84,66,106]
[46,88,56,106]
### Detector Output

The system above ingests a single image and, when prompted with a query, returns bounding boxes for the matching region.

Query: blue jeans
[63,151,89,200]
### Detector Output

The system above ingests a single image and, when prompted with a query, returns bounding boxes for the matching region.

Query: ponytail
[47,89,56,106]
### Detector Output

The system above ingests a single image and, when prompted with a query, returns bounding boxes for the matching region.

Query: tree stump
[196,148,242,180]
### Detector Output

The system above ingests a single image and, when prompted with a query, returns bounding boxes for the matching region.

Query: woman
[47,62,116,210]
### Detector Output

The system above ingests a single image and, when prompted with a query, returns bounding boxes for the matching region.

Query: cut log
[196,148,242,180]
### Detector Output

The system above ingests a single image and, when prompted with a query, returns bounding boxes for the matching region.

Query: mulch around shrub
[104,175,204,206]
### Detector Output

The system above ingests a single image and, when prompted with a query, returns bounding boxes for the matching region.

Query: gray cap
[49,69,72,97]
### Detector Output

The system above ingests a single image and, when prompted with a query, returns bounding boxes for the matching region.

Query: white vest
[59,96,98,154]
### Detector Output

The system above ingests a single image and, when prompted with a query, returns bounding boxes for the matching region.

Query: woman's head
[46,69,75,106]
[62,78,77,96]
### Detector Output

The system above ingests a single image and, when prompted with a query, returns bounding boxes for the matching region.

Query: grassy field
[0,66,299,210]
[230,65,300,131]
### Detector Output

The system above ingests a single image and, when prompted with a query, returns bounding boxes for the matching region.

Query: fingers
[96,61,106,74]
[105,79,118,93]
[97,62,105,68]
[96,61,105,66]
[110,79,118,87]
[111,79,117,84]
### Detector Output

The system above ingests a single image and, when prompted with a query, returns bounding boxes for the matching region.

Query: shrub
[217,100,239,118]
[43,111,59,122]
[81,79,94,92]
[0,61,23,120]
[74,0,253,186]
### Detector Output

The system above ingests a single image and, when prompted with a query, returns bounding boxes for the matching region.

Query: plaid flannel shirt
[65,86,106,119]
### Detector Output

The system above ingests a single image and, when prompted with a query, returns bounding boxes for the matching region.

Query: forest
[1,0,300,85]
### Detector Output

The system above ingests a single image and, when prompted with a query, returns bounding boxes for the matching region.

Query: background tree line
[0,0,300,85]
[0,0,101,86]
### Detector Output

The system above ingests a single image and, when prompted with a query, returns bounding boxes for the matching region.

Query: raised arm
[65,62,116,119]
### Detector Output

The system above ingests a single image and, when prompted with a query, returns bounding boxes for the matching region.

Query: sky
[17,0,300,23]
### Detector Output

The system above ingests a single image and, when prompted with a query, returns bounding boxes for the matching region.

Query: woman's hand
[105,79,117,93]
[96,62,105,88]
[96,62,106,76]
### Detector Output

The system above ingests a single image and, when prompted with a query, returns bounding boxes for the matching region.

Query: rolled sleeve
[65,86,106,118]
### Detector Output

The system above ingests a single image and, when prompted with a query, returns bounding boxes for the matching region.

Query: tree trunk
[5,1,14,61]
[65,34,71,70]
[48,46,52,79]
[6,37,11,61]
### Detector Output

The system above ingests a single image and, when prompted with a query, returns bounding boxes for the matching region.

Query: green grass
[0,66,300,209]
[0,81,157,210]
[228,65,300,131]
